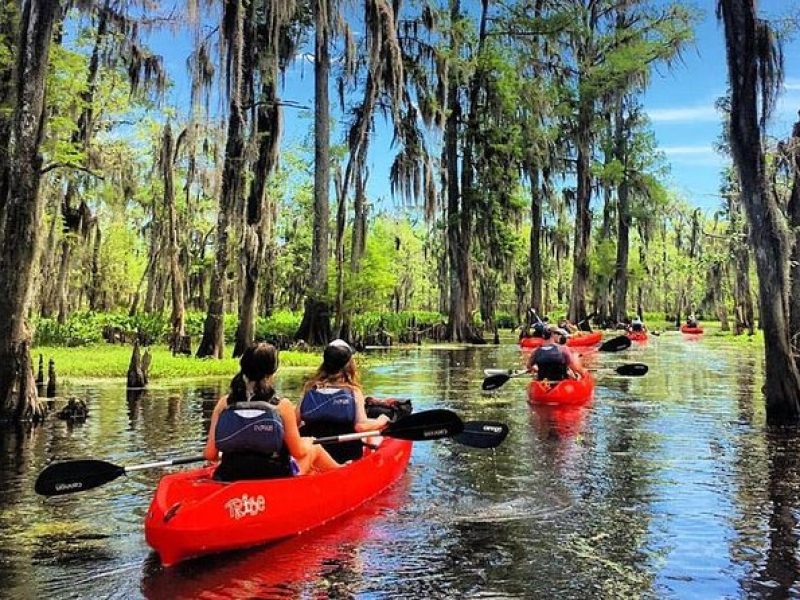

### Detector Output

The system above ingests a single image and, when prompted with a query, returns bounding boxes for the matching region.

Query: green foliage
[33,344,320,380]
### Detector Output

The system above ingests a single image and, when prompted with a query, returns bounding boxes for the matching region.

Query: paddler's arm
[352,388,390,433]
[203,396,227,462]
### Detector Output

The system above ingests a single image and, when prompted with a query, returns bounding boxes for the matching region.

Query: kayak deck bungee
[519,331,602,349]
[680,325,704,334]
[526,373,595,407]
[144,437,412,567]
[627,331,648,342]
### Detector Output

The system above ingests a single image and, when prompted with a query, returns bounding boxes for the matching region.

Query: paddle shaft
[124,455,206,473]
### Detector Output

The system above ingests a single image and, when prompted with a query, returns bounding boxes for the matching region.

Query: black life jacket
[534,344,568,381]
[214,399,292,481]
[299,387,361,463]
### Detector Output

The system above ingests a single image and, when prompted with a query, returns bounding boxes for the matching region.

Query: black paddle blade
[599,335,632,352]
[35,459,124,496]
[482,374,511,391]
[387,409,464,441]
[454,421,509,449]
[616,363,648,376]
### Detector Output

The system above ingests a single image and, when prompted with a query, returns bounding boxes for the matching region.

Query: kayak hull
[144,438,412,567]
[519,331,602,349]
[680,325,704,334]
[627,331,648,342]
[527,373,595,407]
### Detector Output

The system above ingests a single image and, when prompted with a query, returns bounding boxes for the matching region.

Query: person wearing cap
[526,326,586,381]
[629,315,646,333]
[203,342,340,481]
[298,339,391,463]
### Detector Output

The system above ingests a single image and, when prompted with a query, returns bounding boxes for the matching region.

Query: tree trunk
[529,167,543,312]
[446,0,484,343]
[295,0,331,345]
[568,98,593,322]
[787,117,800,343]
[161,123,186,351]
[234,78,281,357]
[196,0,248,358]
[88,221,102,310]
[612,105,631,322]
[719,0,800,423]
[0,0,59,422]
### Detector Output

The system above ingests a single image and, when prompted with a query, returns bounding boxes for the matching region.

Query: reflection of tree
[749,432,800,597]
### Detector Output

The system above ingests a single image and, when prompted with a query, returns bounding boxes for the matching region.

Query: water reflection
[4,335,800,597]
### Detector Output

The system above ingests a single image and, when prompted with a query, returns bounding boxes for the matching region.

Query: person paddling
[204,342,340,481]
[686,314,699,328]
[298,339,390,463]
[629,315,647,333]
[526,326,587,381]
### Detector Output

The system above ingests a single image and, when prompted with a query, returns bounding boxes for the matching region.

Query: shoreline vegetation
[34,319,761,381]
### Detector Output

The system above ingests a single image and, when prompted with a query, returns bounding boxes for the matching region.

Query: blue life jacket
[534,344,568,381]
[299,387,360,463]
[300,387,356,426]
[215,400,284,455]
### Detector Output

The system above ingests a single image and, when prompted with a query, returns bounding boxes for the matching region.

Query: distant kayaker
[298,339,390,463]
[686,314,699,328]
[204,342,340,481]
[526,326,586,381]
[558,318,579,335]
[629,315,647,333]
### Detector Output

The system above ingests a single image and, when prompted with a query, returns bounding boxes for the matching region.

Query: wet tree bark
[0,0,59,422]
[295,0,332,345]
[719,0,800,422]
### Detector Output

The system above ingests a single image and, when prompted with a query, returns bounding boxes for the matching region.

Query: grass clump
[32,344,321,380]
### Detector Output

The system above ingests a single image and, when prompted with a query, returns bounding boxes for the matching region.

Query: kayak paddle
[34,455,206,497]
[598,335,632,352]
[314,408,464,444]
[482,371,531,391]
[35,410,468,497]
[454,421,509,448]
[482,362,648,390]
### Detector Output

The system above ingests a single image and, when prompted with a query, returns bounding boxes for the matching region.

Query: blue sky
[146,1,800,214]
[644,0,800,209]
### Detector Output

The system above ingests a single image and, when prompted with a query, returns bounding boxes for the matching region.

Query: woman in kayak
[204,342,340,481]
[686,314,699,328]
[298,339,390,463]
[526,326,586,380]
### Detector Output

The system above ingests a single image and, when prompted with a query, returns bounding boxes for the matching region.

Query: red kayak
[527,373,595,407]
[145,438,412,567]
[627,331,648,342]
[519,331,602,349]
[680,325,704,334]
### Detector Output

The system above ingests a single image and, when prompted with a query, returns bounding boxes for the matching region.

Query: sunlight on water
[3,333,800,598]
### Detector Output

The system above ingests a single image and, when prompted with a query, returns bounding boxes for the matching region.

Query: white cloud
[661,145,716,155]
[646,105,719,123]
[784,79,800,91]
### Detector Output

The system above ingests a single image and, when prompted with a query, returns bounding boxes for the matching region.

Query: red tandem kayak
[627,331,648,342]
[519,331,602,349]
[680,325,704,334]
[527,373,595,407]
[144,438,412,567]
